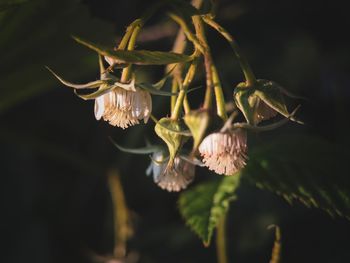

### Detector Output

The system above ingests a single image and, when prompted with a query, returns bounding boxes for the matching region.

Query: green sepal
[234,79,302,124]
[233,82,257,124]
[46,66,107,89]
[74,84,115,100]
[110,137,163,154]
[137,82,177,96]
[73,36,193,65]
[255,80,289,118]
[184,109,209,151]
[154,117,185,165]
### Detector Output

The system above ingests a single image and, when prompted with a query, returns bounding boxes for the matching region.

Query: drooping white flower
[199,129,248,176]
[94,86,152,129]
[147,152,195,192]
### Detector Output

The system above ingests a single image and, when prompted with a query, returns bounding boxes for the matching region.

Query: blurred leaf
[178,175,241,246]
[268,225,282,263]
[0,0,114,114]
[73,36,193,65]
[0,0,27,13]
[107,170,133,258]
[244,135,350,219]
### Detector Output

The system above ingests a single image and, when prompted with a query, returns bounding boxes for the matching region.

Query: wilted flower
[234,79,301,125]
[147,152,195,192]
[254,98,278,123]
[94,86,152,129]
[199,129,248,175]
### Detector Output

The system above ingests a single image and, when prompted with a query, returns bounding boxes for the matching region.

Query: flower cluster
[49,7,301,192]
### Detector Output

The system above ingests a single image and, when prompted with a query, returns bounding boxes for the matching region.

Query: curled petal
[96,87,152,129]
[199,129,248,176]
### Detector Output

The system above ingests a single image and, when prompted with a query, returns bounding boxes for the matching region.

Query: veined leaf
[243,135,350,219]
[73,36,193,65]
[137,82,177,96]
[178,175,241,246]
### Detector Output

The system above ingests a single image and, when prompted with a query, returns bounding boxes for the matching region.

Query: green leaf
[243,135,350,219]
[178,175,241,245]
[73,36,193,65]
[137,82,177,96]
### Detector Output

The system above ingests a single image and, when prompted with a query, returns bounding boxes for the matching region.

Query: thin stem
[171,79,179,112]
[171,57,199,120]
[211,64,228,120]
[168,12,205,54]
[192,16,213,110]
[183,95,191,114]
[216,214,228,263]
[202,16,257,86]
[117,19,142,50]
[120,23,142,83]
[119,1,165,83]
[168,30,186,113]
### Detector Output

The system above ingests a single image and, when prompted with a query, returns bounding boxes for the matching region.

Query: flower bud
[234,79,298,125]
[184,109,210,151]
[154,118,185,164]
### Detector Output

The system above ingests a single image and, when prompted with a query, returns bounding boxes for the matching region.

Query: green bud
[234,79,301,125]
[154,117,185,165]
[183,109,210,151]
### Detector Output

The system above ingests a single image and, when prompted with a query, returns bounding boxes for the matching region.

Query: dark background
[0,0,349,262]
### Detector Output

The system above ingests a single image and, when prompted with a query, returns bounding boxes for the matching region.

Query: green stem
[168,12,205,54]
[202,16,257,86]
[117,19,142,50]
[169,29,186,113]
[216,214,228,263]
[211,64,228,120]
[120,22,142,83]
[183,95,191,114]
[171,79,179,112]
[171,57,198,120]
[119,1,164,82]
[192,16,213,110]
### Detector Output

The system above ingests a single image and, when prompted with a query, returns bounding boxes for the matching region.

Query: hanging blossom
[199,128,248,176]
[47,58,152,129]
[147,152,195,192]
[94,56,152,129]
[94,84,152,129]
